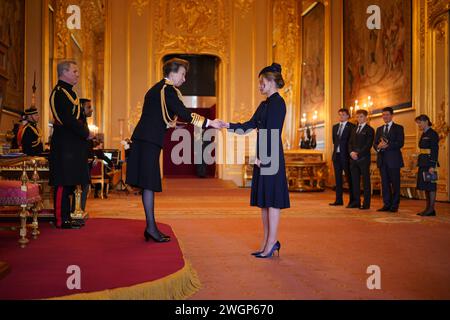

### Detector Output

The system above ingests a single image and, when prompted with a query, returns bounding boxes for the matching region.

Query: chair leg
[19,205,29,248]
[100,182,104,199]
[106,183,110,197]
[31,204,40,239]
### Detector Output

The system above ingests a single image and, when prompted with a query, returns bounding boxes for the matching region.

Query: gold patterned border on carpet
[48,259,201,300]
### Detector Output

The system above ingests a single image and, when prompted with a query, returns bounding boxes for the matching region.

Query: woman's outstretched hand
[209,119,229,129]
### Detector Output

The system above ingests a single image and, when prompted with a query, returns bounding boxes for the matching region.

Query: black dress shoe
[61,221,82,229]
[389,208,398,213]
[329,202,344,206]
[73,219,85,227]
[144,230,170,243]
[418,211,436,217]
[347,203,360,209]
[377,207,390,212]
[359,206,370,210]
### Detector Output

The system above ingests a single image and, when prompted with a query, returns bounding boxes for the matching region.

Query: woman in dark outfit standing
[415,115,440,216]
[126,58,222,242]
[223,63,290,258]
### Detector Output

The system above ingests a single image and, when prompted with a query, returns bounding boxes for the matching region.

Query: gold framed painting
[343,0,413,115]
[300,2,325,148]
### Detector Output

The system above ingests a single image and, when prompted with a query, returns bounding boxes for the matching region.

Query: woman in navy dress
[224,63,290,258]
[415,115,439,216]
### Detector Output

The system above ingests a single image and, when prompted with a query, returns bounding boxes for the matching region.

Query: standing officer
[373,107,405,213]
[348,109,375,210]
[330,108,356,206]
[415,115,439,216]
[126,58,223,242]
[21,107,44,156]
[49,61,93,229]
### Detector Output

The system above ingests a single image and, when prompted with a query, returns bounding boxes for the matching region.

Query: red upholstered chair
[0,180,41,248]
[90,160,109,199]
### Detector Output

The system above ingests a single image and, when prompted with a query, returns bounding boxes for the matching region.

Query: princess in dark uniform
[126,58,222,242]
[415,115,440,216]
[223,63,290,258]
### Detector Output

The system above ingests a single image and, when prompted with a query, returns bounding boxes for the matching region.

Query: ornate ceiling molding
[153,0,231,62]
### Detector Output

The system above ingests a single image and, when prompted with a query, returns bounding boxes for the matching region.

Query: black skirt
[126,140,162,192]
[417,167,437,192]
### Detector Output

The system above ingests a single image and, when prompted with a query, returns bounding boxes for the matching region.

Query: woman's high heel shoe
[158,230,171,239]
[255,241,281,259]
[144,230,170,243]
[251,251,264,256]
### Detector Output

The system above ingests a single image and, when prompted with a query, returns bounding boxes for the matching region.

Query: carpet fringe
[48,259,201,300]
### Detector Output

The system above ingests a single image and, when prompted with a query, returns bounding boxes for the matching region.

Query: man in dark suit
[348,109,375,210]
[330,108,356,206]
[373,107,404,212]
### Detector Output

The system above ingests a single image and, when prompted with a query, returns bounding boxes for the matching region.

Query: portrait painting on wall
[343,0,412,114]
[0,0,25,114]
[300,2,325,148]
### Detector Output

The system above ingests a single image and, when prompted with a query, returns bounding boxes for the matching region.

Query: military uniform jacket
[131,79,207,147]
[49,80,90,186]
[418,127,439,168]
[21,121,44,156]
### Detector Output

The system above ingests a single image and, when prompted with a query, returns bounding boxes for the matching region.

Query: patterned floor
[88,179,450,299]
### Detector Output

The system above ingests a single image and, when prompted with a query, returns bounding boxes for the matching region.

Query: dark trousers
[350,159,371,208]
[333,155,354,204]
[54,186,75,227]
[379,164,401,209]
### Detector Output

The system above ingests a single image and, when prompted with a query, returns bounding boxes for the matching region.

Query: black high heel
[255,241,281,259]
[158,230,171,239]
[144,230,170,243]
[251,251,264,256]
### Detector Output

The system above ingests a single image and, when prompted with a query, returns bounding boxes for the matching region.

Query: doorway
[162,54,219,178]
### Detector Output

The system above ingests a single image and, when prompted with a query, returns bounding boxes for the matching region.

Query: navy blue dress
[229,93,290,209]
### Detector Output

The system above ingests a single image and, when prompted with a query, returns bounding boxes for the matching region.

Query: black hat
[24,107,38,116]
[259,63,282,76]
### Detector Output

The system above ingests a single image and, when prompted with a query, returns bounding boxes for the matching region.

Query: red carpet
[0,219,190,300]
